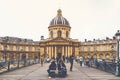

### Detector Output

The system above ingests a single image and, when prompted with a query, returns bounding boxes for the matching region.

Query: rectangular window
[82,47,84,52]
[94,45,97,51]
[106,45,109,51]
[87,46,90,51]
[100,45,102,51]
[10,45,13,51]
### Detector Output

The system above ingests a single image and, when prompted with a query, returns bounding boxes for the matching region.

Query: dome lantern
[57,9,62,16]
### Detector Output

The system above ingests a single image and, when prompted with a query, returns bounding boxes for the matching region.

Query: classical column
[46,46,48,56]
[53,46,55,58]
[55,46,56,58]
[48,46,50,58]
[70,46,72,56]
[51,46,53,58]
[68,46,69,57]
[52,46,54,58]
[62,46,64,56]
[64,46,66,57]
[65,46,67,57]
[49,46,52,58]
[67,46,68,57]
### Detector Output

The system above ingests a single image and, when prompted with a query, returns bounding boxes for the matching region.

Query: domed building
[39,9,79,58]
[49,9,70,39]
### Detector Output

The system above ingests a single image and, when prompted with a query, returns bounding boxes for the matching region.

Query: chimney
[106,37,109,40]
[85,39,87,42]
[113,36,116,40]
[41,36,44,40]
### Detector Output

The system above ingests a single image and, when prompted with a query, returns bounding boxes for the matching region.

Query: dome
[49,9,70,26]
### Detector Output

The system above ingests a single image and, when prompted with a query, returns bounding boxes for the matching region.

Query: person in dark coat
[47,61,56,77]
[62,56,65,63]
[57,60,67,77]
[58,60,66,70]
[69,55,74,71]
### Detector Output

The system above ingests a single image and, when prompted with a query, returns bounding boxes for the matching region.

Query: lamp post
[37,48,40,63]
[17,39,21,68]
[111,45,115,62]
[115,30,120,76]
[3,39,8,63]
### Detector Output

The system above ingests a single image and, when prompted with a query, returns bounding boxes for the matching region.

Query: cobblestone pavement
[0,62,120,80]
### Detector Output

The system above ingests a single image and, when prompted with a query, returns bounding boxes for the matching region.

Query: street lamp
[17,39,21,68]
[3,39,8,63]
[37,48,40,63]
[115,30,120,76]
[111,45,115,62]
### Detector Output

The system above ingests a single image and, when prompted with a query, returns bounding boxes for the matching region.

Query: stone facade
[39,9,79,59]
[0,9,118,62]
[79,38,117,61]
[0,37,40,62]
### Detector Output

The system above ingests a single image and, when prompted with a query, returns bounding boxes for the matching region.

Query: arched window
[87,54,90,58]
[99,54,103,59]
[50,31,53,38]
[93,54,97,59]
[57,30,62,37]
[66,31,68,38]
[106,54,110,59]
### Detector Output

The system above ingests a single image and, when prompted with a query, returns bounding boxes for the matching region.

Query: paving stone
[0,62,120,80]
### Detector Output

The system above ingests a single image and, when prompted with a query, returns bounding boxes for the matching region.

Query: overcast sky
[0,0,120,41]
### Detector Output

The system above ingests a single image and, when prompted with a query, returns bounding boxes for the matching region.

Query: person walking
[69,55,74,71]
[85,57,90,67]
[41,57,44,67]
[79,56,83,67]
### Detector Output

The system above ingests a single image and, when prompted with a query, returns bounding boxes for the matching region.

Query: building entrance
[56,46,62,62]
[57,46,62,53]
[57,53,62,59]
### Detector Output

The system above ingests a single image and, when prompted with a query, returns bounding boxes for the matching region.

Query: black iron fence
[91,60,120,76]
[0,58,40,74]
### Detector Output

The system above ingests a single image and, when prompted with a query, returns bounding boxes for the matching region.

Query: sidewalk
[0,62,120,80]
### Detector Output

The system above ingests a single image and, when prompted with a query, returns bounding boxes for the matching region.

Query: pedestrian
[57,59,67,77]
[85,57,90,67]
[95,59,99,68]
[62,56,65,63]
[47,60,56,77]
[76,56,79,63]
[69,55,74,71]
[46,57,50,63]
[41,57,44,67]
[58,59,66,71]
[89,57,94,67]
[79,56,83,67]
[48,60,56,72]
[34,56,38,63]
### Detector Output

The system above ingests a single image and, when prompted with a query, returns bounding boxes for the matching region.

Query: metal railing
[90,60,120,76]
[0,58,40,74]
